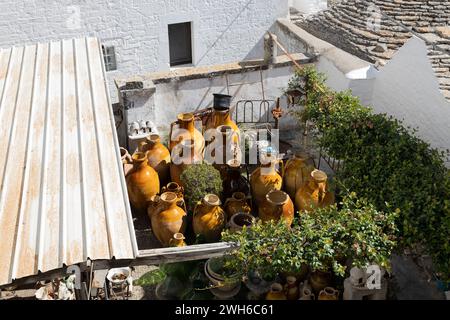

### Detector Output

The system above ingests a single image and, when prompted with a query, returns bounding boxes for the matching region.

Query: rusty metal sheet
[0,37,138,286]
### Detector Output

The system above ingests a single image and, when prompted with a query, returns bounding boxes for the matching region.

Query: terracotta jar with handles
[318,287,339,301]
[126,152,160,212]
[285,276,299,300]
[139,134,171,187]
[295,169,335,213]
[224,192,252,221]
[206,94,240,135]
[250,153,283,207]
[169,113,205,156]
[162,182,184,203]
[150,192,187,247]
[283,152,315,201]
[266,283,287,300]
[170,139,203,186]
[193,194,226,243]
[258,190,295,227]
[210,125,241,176]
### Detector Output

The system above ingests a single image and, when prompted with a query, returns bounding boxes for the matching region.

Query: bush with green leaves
[222,194,397,279]
[287,66,450,279]
[180,164,223,212]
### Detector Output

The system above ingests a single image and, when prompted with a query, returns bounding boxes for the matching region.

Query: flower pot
[295,169,334,212]
[204,258,240,296]
[170,139,203,186]
[309,270,333,294]
[266,283,287,300]
[139,134,171,186]
[228,212,255,233]
[250,153,283,206]
[318,287,339,300]
[283,152,314,201]
[222,159,249,200]
[150,192,187,247]
[258,190,295,226]
[169,113,205,156]
[224,192,252,221]
[169,233,187,247]
[126,152,160,212]
[193,194,226,243]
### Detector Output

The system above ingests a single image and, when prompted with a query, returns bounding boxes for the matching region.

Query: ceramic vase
[169,113,205,156]
[295,169,334,212]
[120,147,133,177]
[222,159,250,200]
[266,283,287,300]
[250,153,283,206]
[149,192,187,247]
[193,194,226,243]
[170,139,203,186]
[258,190,295,226]
[139,134,171,187]
[283,152,315,201]
[169,233,187,247]
[318,287,339,300]
[126,152,160,212]
[285,276,299,300]
[224,192,252,221]
[228,212,255,233]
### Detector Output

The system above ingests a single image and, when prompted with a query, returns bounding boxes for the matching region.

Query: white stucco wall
[371,36,450,159]
[0,0,288,102]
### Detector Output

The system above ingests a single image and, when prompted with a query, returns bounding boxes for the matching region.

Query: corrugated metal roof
[0,37,138,286]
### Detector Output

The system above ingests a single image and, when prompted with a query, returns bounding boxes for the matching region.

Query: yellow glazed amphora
[193,194,226,243]
[138,134,171,187]
[149,192,187,247]
[169,113,205,156]
[295,169,334,212]
[258,190,295,227]
[283,152,315,201]
[224,192,252,221]
[250,153,284,206]
[126,152,160,212]
[170,139,203,186]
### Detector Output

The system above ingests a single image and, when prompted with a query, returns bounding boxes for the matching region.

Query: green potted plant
[180,164,223,212]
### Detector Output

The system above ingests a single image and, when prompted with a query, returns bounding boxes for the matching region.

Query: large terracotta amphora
[250,153,284,207]
[162,182,184,203]
[170,139,203,186]
[295,169,334,212]
[150,192,187,247]
[138,134,171,187]
[283,152,315,201]
[222,159,250,200]
[258,190,295,227]
[126,152,160,212]
[224,192,252,221]
[266,283,287,300]
[193,194,226,243]
[169,113,205,156]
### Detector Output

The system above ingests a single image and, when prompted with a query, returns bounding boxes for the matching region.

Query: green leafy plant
[287,66,450,279]
[180,164,223,212]
[222,194,397,279]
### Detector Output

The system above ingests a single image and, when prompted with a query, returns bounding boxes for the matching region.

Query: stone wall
[0,0,288,102]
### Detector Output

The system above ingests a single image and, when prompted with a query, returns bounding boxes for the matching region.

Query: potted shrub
[180,164,223,212]
[204,256,241,299]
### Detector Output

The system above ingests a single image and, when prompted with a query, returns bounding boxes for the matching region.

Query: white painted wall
[371,36,450,160]
[289,0,328,14]
[0,0,288,102]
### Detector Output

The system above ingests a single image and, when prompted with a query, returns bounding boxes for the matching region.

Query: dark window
[168,22,193,66]
[102,45,117,71]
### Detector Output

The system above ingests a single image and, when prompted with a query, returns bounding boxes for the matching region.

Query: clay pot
[266,283,287,300]
[206,94,240,135]
[285,276,299,300]
[299,281,315,300]
[295,169,334,213]
[283,152,315,201]
[169,233,187,247]
[139,134,171,187]
[228,212,255,233]
[222,159,250,200]
[126,152,160,212]
[169,113,205,156]
[193,194,226,243]
[224,192,252,221]
[309,270,333,294]
[120,147,133,177]
[149,192,187,247]
[162,182,184,203]
[258,190,295,226]
[245,271,275,298]
[170,139,203,186]
[318,287,339,301]
[250,153,283,206]
[204,257,241,296]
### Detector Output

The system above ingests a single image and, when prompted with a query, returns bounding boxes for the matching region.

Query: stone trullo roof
[291,0,450,101]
